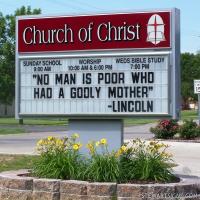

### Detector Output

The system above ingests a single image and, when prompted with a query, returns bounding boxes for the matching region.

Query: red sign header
[18,11,171,53]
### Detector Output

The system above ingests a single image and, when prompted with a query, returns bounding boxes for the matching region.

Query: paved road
[0,123,200,177]
[162,141,200,177]
[0,123,154,154]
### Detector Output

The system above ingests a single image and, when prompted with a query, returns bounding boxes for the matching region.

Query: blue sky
[0,0,199,53]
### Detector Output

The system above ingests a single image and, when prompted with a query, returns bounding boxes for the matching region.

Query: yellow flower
[86,143,93,149]
[100,138,107,145]
[115,149,122,157]
[47,136,54,141]
[37,139,43,146]
[161,152,173,158]
[73,144,79,150]
[86,143,91,149]
[56,139,64,147]
[95,141,100,147]
[72,133,79,139]
[121,145,127,152]
[73,143,82,151]
[86,143,95,154]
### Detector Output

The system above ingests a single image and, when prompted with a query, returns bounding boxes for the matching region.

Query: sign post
[16,9,180,151]
[194,80,200,125]
[198,94,200,125]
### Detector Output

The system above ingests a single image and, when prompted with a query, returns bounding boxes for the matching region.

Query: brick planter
[0,170,199,200]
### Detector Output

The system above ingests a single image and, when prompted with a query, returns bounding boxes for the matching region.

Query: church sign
[16,9,180,118]
[18,12,170,52]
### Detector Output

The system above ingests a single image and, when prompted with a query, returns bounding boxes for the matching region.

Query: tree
[181,53,200,109]
[0,6,41,115]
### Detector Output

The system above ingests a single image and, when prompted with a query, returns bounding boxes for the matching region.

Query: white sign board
[19,55,169,116]
[194,80,200,94]
[16,9,180,119]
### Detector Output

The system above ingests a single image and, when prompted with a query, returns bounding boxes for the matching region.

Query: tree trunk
[4,104,7,116]
[182,98,189,110]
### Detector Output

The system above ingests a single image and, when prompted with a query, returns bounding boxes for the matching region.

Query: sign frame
[15,8,180,119]
[194,80,200,94]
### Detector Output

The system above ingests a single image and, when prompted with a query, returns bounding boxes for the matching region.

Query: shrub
[84,139,120,182]
[118,139,176,183]
[179,120,199,139]
[33,134,86,180]
[150,119,179,139]
[33,136,176,183]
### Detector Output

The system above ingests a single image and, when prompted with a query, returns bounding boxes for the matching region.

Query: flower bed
[0,170,199,200]
[33,135,177,183]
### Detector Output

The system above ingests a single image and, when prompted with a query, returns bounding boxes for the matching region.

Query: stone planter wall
[0,170,200,200]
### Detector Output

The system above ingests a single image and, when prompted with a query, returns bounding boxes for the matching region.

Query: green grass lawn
[0,128,26,135]
[181,110,198,120]
[0,118,68,135]
[124,118,156,126]
[0,154,38,172]
[0,118,68,126]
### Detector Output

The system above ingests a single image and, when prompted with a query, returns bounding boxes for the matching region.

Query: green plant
[179,120,199,139]
[84,139,120,182]
[150,119,179,139]
[118,139,176,183]
[33,136,177,183]
[33,134,85,180]
[118,145,136,182]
